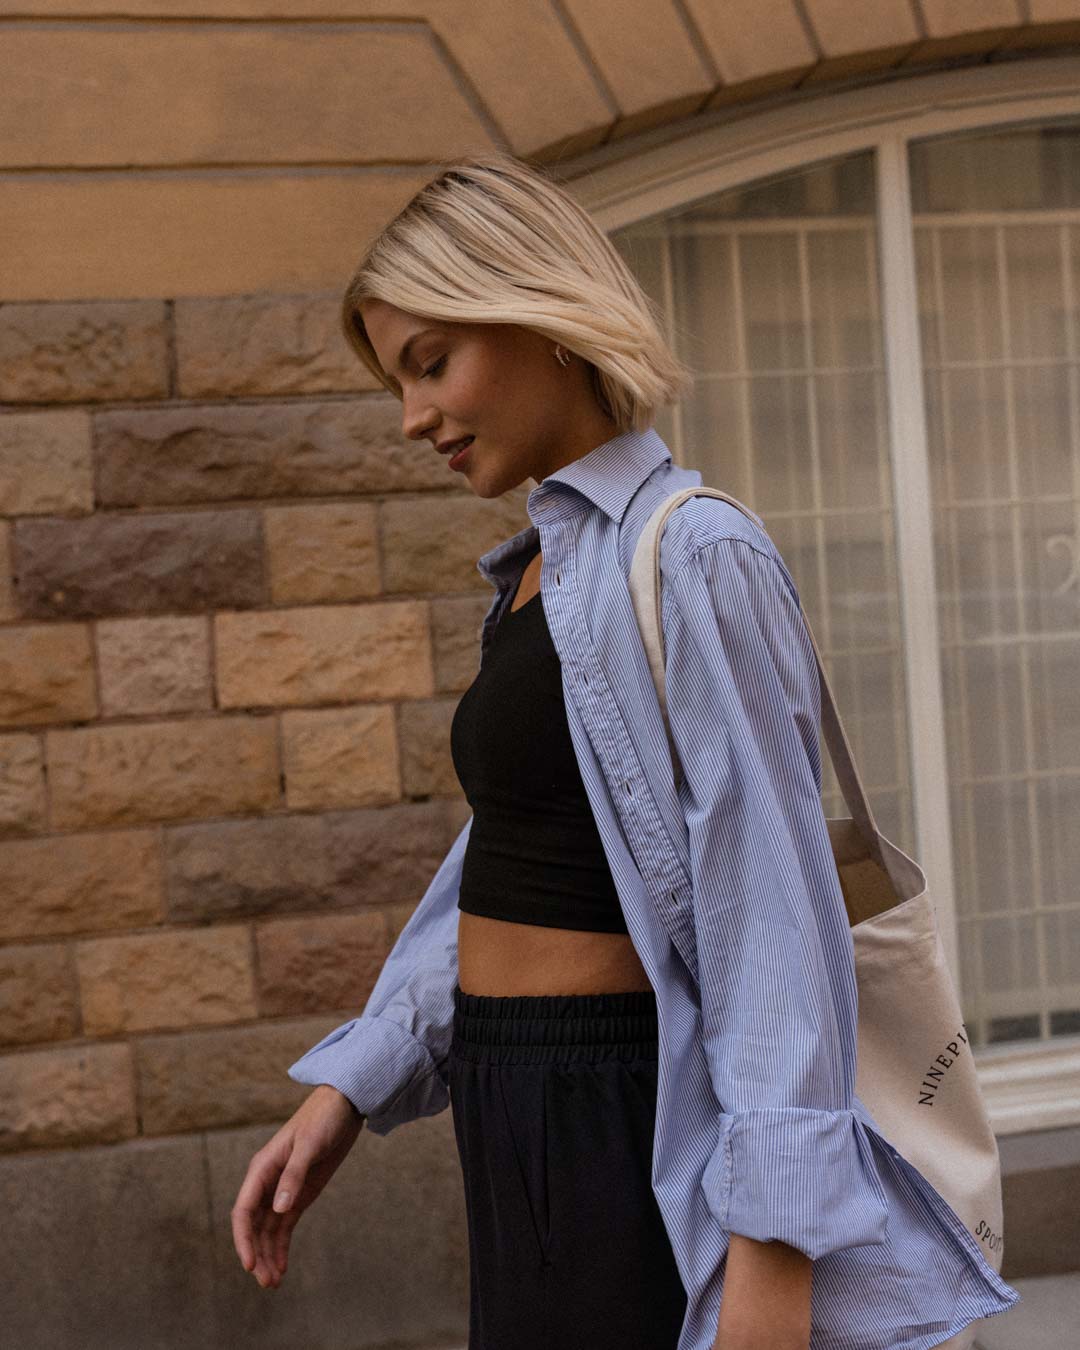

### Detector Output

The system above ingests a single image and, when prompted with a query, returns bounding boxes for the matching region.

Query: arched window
[584,60,1080,1133]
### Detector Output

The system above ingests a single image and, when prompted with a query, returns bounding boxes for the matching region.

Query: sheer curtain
[612,122,1080,1052]
[911,121,1080,1047]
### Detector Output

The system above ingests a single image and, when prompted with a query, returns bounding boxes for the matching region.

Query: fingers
[231,1151,292,1287]
[231,1135,315,1290]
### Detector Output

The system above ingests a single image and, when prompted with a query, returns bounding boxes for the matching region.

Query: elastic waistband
[451,982,659,1066]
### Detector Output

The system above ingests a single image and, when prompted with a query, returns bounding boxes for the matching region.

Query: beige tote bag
[629,487,1007,1317]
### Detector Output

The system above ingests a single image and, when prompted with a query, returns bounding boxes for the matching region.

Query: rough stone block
[0,827,162,941]
[136,1017,341,1135]
[431,593,490,693]
[0,732,46,836]
[0,1042,135,1151]
[0,622,96,728]
[47,715,279,829]
[265,500,380,604]
[0,943,78,1046]
[164,799,465,923]
[174,292,376,398]
[380,488,529,594]
[0,520,13,621]
[0,300,168,403]
[215,601,433,708]
[281,703,400,810]
[77,925,256,1035]
[0,410,93,515]
[94,396,455,506]
[14,509,264,620]
[399,698,461,799]
[96,614,213,717]
[255,910,387,1016]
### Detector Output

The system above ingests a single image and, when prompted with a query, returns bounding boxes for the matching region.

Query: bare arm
[713,1234,812,1350]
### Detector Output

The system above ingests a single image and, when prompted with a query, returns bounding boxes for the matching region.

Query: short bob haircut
[341,151,693,435]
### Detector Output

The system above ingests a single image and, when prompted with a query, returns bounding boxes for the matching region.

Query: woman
[231,153,1020,1349]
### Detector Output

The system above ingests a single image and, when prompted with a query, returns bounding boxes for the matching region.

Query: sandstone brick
[431,593,490,693]
[686,0,815,86]
[561,0,712,132]
[1,28,485,169]
[2,171,434,305]
[265,500,380,604]
[1007,19,1080,49]
[95,615,212,717]
[0,828,162,941]
[0,411,93,516]
[255,910,387,1016]
[136,1017,342,1134]
[0,1042,135,1151]
[77,926,255,1035]
[0,300,168,403]
[380,489,530,595]
[920,0,1021,36]
[1030,0,1080,17]
[399,698,461,799]
[47,715,279,829]
[0,733,46,836]
[174,292,377,398]
[215,601,433,709]
[281,703,400,810]
[164,798,465,923]
[0,943,78,1046]
[94,397,453,507]
[0,623,96,729]
[801,0,920,53]
[0,520,14,621]
[14,510,264,621]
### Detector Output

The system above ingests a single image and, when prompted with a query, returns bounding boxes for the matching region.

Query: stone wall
[0,291,526,1347]
[0,290,533,1149]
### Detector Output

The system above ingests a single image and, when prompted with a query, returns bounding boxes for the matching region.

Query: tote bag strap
[629,486,886,867]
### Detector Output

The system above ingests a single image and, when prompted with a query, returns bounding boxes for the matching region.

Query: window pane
[611,152,914,860]
[911,118,1080,1049]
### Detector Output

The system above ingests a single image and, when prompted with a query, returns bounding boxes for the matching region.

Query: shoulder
[656,493,796,601]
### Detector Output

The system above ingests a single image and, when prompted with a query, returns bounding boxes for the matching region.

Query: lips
[446,436,474,470]
[440,436,473,457]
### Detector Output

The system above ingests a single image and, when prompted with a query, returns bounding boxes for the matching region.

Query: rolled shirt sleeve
[286,813,472,1136]
[662,536,890,1261]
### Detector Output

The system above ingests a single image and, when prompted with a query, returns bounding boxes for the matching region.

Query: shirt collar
[476,426,673,588]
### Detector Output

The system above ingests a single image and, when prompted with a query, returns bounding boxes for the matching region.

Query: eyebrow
[391,327,442,378]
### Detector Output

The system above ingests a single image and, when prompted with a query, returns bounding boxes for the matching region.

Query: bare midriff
[456,548,654,999]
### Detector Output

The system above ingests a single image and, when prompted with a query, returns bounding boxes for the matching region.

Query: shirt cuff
[286,1013,447,1136]
[702,1107,891,1261]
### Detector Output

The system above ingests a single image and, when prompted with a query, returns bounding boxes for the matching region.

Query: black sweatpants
[448,981,689,1349]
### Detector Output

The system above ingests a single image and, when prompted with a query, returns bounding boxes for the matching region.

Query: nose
[401,389,438,443]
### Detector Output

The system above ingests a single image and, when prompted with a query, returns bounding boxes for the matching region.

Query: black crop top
[450,561,627,933]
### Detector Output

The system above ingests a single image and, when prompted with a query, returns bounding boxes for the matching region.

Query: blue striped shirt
[288,426,1021,1349]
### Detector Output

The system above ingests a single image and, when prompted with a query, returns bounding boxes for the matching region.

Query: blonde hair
[341,151,693,434]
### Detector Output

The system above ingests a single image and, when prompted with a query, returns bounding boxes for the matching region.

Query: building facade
[2,4,1080,1346]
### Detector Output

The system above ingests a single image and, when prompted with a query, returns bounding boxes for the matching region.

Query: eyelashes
[421,355,447,379]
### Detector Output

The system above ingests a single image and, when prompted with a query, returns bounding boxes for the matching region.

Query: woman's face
[359,298,618,499]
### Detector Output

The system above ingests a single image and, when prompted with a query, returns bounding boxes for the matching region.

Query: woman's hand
[712,1234,812,1350]
[230,1083,365,1289]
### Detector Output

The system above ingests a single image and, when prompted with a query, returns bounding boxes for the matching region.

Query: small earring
[554,344,571,367]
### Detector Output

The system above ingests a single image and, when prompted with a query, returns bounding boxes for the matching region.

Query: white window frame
[566,55,1080,1137]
